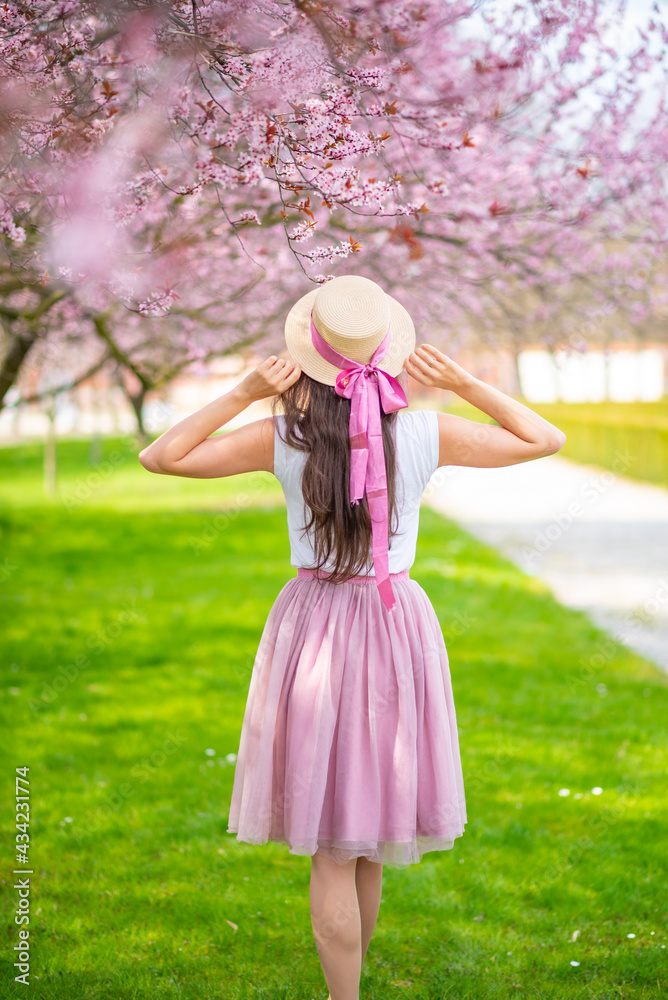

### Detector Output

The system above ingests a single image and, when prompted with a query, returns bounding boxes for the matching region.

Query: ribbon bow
[309,314,408,612]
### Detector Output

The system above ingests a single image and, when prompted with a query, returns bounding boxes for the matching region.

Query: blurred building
[518,345,666,403]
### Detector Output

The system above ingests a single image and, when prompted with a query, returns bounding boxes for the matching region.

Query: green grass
[443,398,668,487]
[1,436,667,999]
[0,434,284,511]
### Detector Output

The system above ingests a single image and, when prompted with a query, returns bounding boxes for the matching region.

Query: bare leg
[310,852,362,1000]
[355,856,383,964]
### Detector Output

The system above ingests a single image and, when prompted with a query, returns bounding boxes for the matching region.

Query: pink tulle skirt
[226,568,467,868]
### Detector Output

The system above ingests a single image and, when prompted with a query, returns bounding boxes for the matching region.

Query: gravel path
[423,454,668,673]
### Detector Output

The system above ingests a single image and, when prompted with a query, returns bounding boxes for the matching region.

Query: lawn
[1,434,667,1000]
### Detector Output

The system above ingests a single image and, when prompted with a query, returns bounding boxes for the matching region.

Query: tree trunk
[0,327,39,407]
[602,331,612,401]
[127,387,149,444]
[547,348,562,403]
[508,345,523,398]
[44,402,57,497]
[89,433,103,465]
[108,363,150,444]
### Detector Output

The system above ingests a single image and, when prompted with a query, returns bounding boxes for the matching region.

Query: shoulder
[272,413,306,482]
[396,408,439,439]
[395,409,440,481]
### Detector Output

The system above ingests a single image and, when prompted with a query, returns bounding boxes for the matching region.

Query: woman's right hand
[403,344,475,394]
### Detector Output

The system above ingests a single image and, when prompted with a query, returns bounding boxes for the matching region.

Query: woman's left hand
[238,354,302,402]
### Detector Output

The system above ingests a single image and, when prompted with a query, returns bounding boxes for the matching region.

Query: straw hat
[284,275,416,386]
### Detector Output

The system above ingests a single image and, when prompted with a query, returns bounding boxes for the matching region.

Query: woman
[139,275,566,1000]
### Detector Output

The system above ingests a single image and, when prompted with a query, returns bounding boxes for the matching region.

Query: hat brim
[284,287,416,386]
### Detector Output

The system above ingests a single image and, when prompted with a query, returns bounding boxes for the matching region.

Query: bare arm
[403,344,566,468]
[137,355,301,478]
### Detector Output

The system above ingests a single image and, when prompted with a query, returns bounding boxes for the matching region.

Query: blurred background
[2,337,667,440]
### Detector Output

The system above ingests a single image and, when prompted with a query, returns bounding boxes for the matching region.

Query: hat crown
[312,276,391,365]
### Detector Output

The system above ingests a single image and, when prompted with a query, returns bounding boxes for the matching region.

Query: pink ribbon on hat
[309,313,409,613]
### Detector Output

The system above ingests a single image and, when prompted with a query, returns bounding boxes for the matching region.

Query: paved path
[424,455,668,673]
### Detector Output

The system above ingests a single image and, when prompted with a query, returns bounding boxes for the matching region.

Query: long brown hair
[271,370,407,583]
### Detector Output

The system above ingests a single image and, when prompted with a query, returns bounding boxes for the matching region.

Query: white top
[273,409,440,575]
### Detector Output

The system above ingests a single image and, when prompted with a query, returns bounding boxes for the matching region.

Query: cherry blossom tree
[1,0,666,428]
